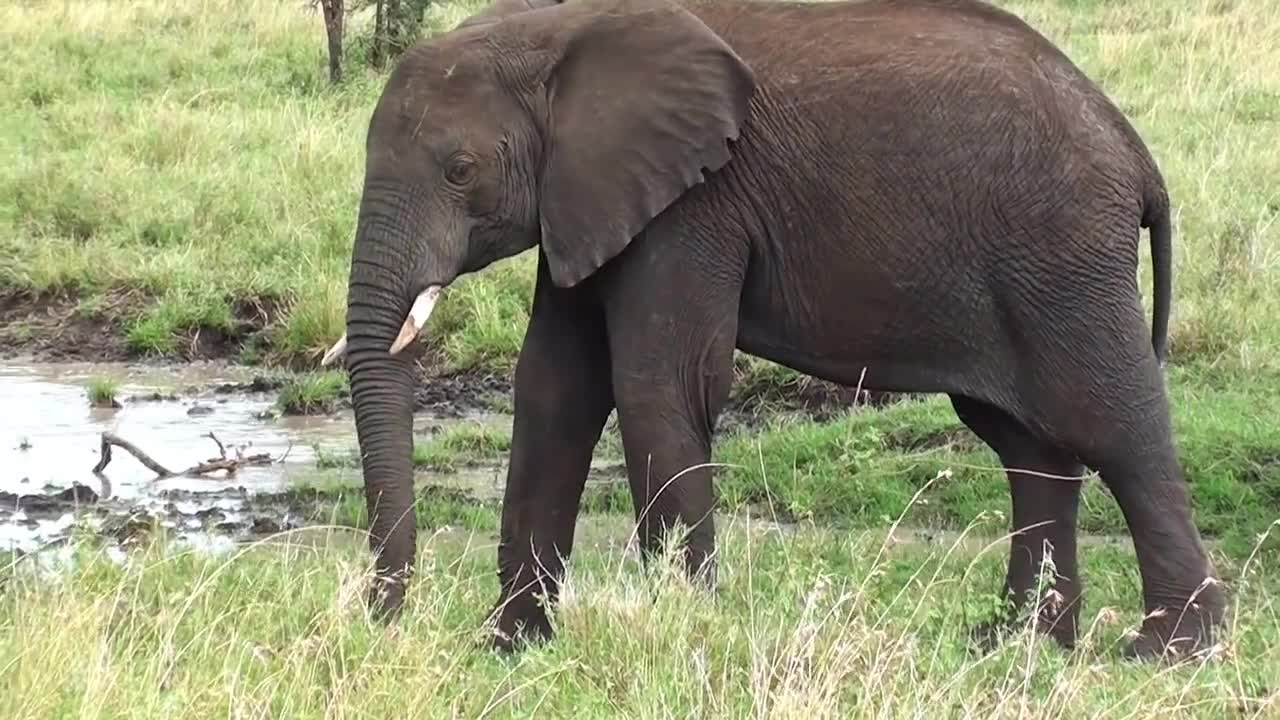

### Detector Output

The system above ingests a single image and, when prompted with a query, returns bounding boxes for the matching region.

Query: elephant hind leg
[1070,405,1226,662]
[951,395,1086,651]
[1000,301,1225,661]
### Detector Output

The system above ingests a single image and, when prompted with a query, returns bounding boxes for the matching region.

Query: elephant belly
[734,263,998,396]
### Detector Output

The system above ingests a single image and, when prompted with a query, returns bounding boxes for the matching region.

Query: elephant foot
[968,596,1079,654]
[968,617,1077,654]
[489,592,555,653]
[366,575,408,623]
[1121,590,1226,663]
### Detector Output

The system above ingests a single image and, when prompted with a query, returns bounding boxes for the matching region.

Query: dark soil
[882,425,982,453]
[0,288,285,363]
[0,288,135,362]
[721,380,905,432]
[413,366,512,416]
[0,484,102,513]
[403,354,895,423]
[209,375,289,395]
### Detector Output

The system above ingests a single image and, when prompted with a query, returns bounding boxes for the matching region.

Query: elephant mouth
[321,284,446,367]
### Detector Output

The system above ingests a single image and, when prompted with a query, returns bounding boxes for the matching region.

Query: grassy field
[2,0,1280,715]
[2,514,1277,718]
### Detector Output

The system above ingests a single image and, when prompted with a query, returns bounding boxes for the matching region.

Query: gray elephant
[322,0,1226,661]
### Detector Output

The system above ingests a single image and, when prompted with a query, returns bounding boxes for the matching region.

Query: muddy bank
[0,288,514,417]
[402,361,893,426]
[0,478,502,557]
[1,288,898,423]
[0,288,284,364]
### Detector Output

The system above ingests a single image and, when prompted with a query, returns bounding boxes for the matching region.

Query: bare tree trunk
[320,0,344,84]
[371,0,414,68]
[372,0,386,69]
[386,0,404,57]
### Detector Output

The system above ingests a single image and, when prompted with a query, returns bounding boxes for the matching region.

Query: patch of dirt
[413,365,512,417]
[721,377,906,432]
[191,295,284,360]
[0,288,139,362]
[406,360,899,427]
[0,288,285,363]
[882,426,981,453]
[0,484,101,512]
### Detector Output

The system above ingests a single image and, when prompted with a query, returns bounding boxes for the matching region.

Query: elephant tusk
[389,285,443,356]
[320,334,347,366]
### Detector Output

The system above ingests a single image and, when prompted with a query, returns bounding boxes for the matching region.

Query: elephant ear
[529,0,756,287]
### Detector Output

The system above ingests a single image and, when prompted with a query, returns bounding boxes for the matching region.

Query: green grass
[2,513,1277,718]
[0,0,499,368]
[84,375,120,408]
[314,421,516,471]
[125,288,237,355]
[275,369,350,414]
[305,362,1280,558]
[410,422,513,472]
[1,0,1277,374]
[300,477,503,533]
[715,364,1280,557]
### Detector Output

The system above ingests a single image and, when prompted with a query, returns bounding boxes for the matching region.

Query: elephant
[322,0,1226,661]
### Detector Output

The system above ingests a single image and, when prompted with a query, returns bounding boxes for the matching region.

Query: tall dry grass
[2,493,1277,718]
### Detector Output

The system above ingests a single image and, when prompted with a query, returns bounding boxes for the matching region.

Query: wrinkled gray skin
[337,0,1226,662]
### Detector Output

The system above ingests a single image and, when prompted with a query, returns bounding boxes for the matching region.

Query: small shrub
[276,370,349,415]
[85,376,121,409]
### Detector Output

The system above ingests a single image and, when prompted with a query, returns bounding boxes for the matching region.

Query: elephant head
[322,0,755,617]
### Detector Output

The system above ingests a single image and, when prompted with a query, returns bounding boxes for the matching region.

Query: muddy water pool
[0,360,512,557]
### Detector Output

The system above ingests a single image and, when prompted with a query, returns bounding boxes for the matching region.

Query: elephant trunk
[342,199,429,619]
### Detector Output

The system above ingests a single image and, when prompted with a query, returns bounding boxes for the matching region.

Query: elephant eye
[445,154,477,186]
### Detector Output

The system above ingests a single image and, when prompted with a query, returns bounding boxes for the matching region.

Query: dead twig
[205,431,226,459]
[92,431,278,479]
[276,441,294,465]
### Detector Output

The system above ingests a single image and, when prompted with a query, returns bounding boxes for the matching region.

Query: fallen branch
[205,431,226,459]
[93,432,174,476]
[92,431,278,479]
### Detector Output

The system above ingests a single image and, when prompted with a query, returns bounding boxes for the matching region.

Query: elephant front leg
[490,261,614,651]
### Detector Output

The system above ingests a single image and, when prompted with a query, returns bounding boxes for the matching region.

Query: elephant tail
[1142,187,1172,366]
